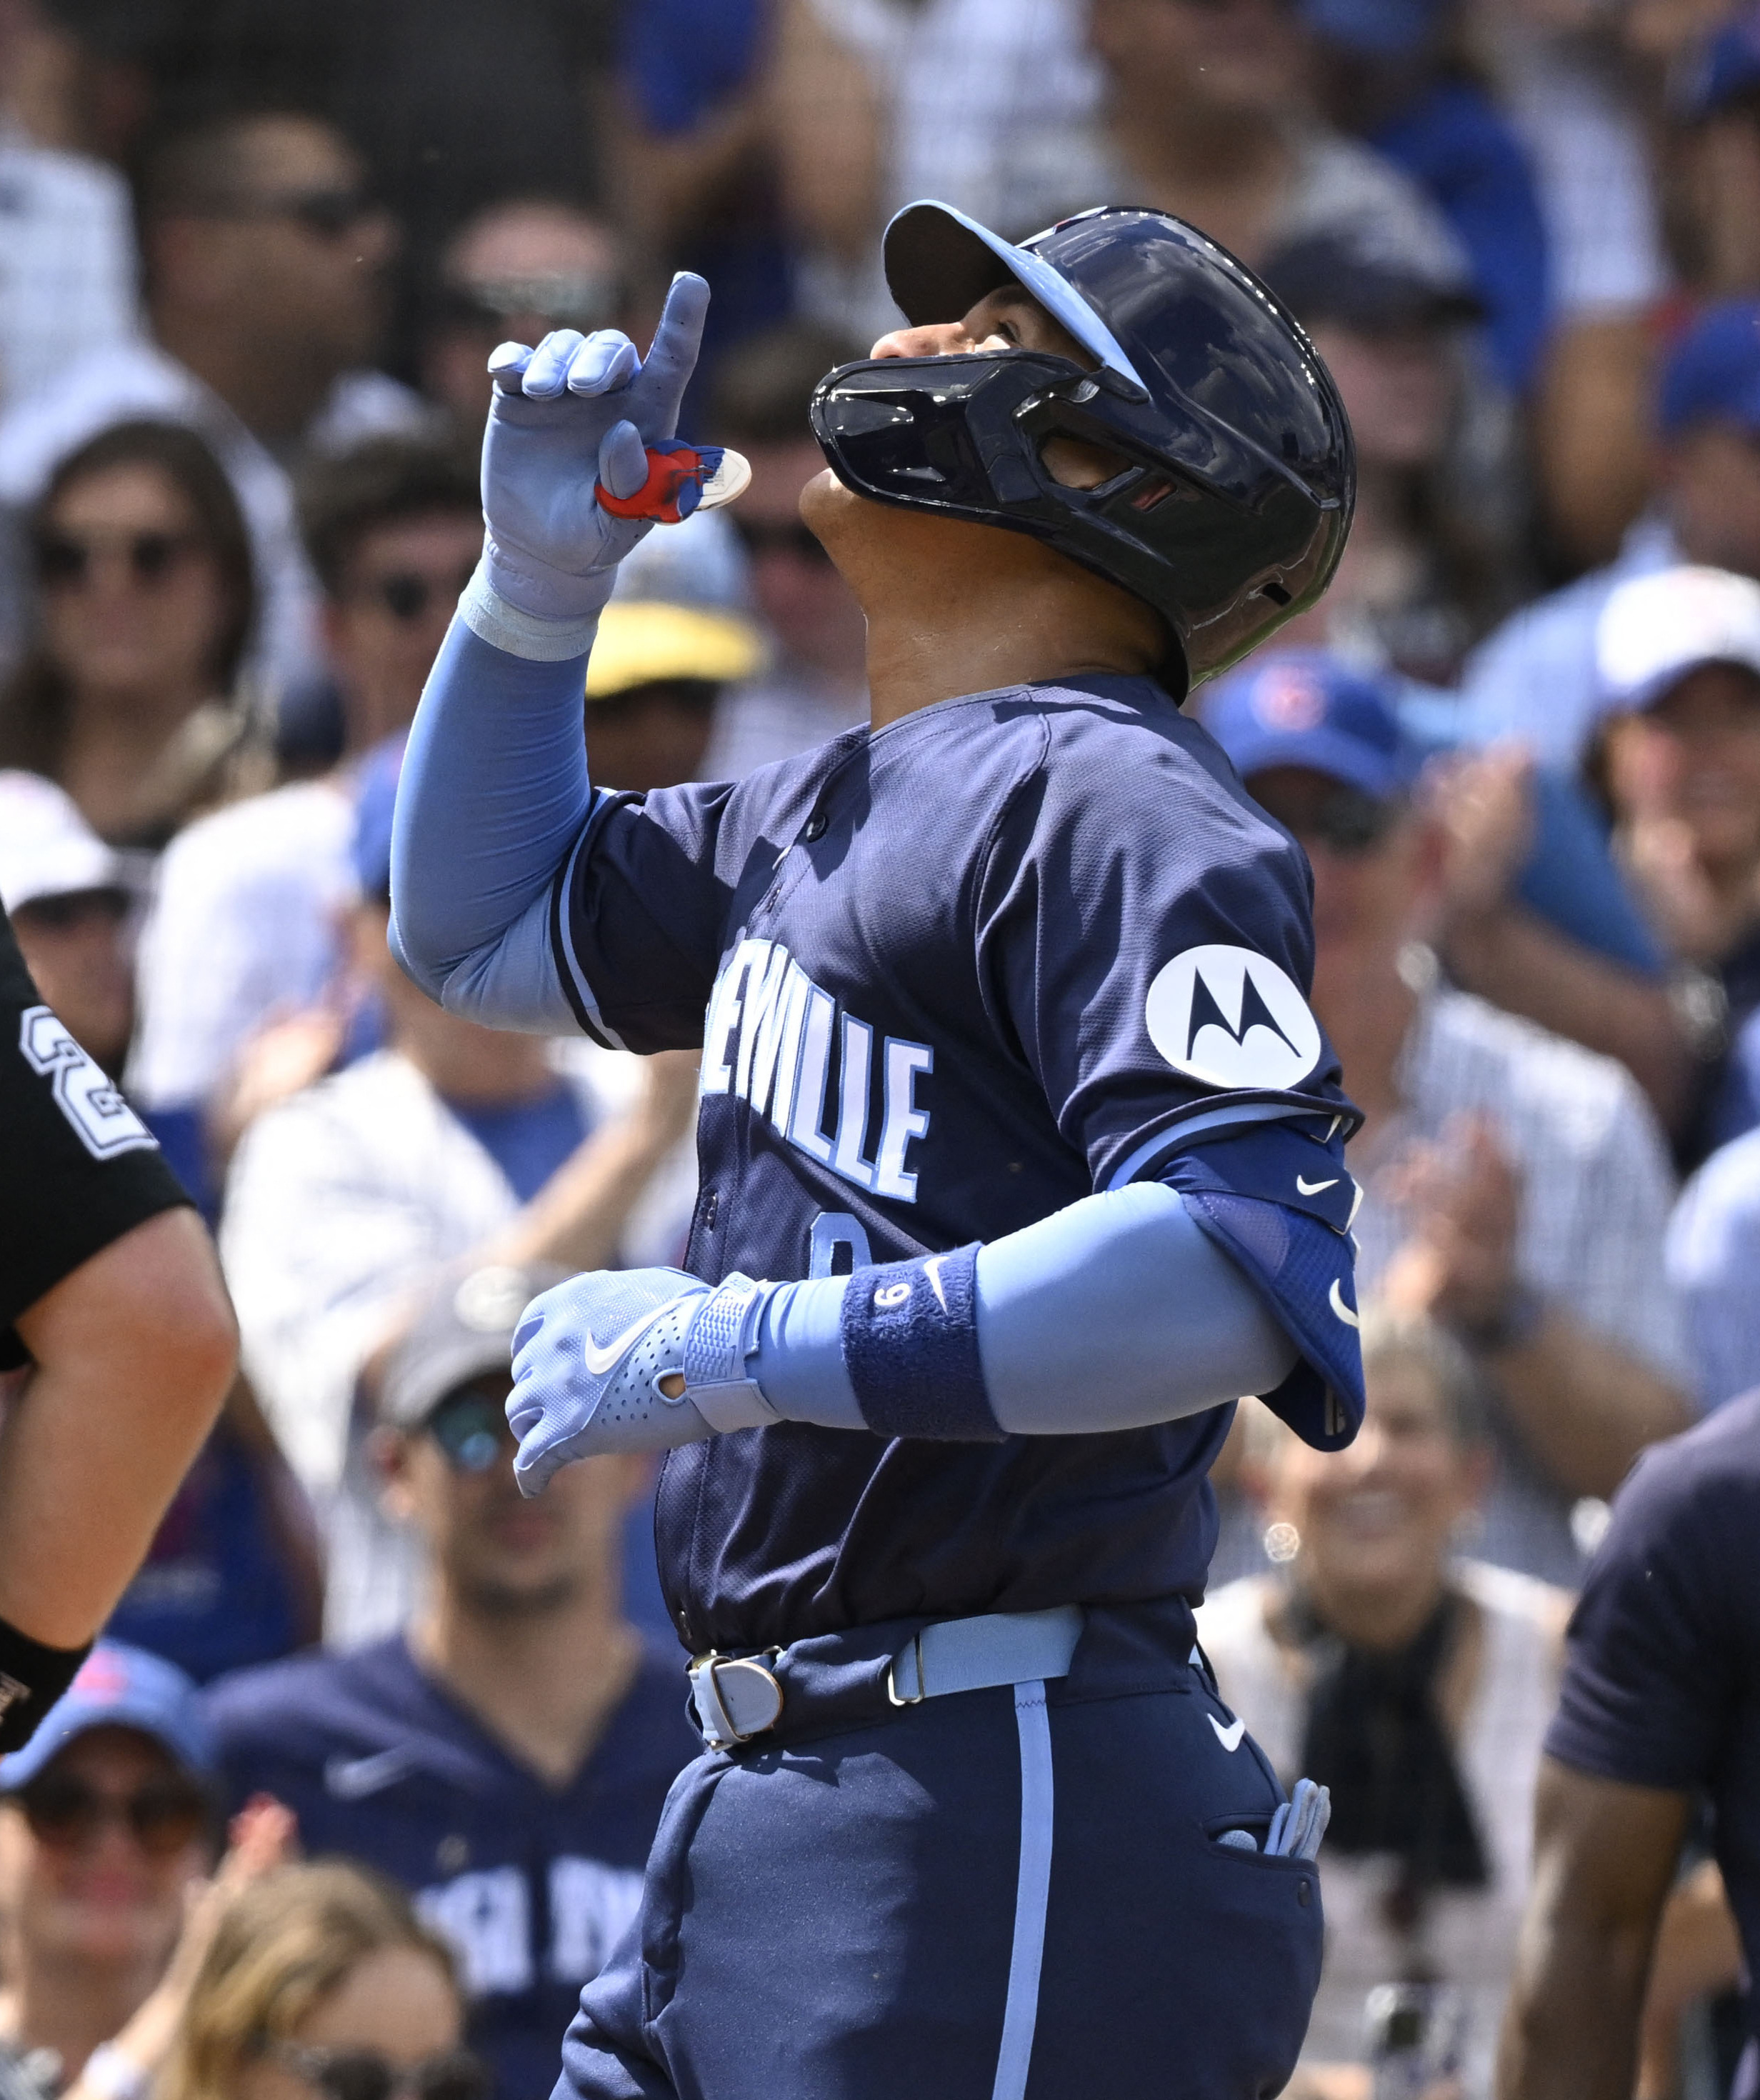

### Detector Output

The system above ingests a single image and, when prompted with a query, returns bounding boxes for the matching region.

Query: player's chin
[796,464,856,545]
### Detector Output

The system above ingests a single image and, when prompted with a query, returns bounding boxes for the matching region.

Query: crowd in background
[2,0,1760,2094]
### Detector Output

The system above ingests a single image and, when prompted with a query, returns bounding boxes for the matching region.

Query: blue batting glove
[507,1264,780,1494]
[478,272,711,624]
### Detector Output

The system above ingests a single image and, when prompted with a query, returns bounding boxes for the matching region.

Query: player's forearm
[389,601,599,1029]
[1498,1918,1652,2100]
[1490,1311,1694,1500]
[0,1209,236,1646]
[752,1182,1298,1437]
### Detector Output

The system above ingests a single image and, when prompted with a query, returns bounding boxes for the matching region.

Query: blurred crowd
[2,0,1760,2094]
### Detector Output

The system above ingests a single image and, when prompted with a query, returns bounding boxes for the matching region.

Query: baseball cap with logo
[0,771,129,915]
[380,1261,569,1431]
[0,1641,214,1790]
[1659,299,1760,440]
[1594,565,1760,717]
[1201,649,1423,801]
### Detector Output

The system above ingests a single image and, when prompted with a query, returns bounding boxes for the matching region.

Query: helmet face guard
[809,203,1356,699]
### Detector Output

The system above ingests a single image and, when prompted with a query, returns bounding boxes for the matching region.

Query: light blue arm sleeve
[752,1181,1296,1434]
[388,609,597,1033]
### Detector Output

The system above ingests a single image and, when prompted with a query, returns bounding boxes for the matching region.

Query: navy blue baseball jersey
[559,671,1361,1654]
[1546,1389,1760,2052]
[202,1638,699,2099]
[552,672,1361,1653]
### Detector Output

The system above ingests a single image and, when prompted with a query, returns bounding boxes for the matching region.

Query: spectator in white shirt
[220,742,698,1649]
[1199,1307,1570,2100]
[0,106,427,697]
[1206,650,1693,1586]
[128,436,480,1201]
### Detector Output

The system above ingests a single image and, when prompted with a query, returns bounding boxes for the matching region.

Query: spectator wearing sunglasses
[420,200,626,441]
[0,421,260,854]
[128,437,481,1207]
[219,751,698,1649]
[0,1645,219,2098]
[203,1269,699,2100]
[158,1861,483,2100]
[1204,651,1692,1588]
[696,321,871,779]
[0,107,426,703]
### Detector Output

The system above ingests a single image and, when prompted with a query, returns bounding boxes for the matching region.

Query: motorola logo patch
[1144,945,1322,1089]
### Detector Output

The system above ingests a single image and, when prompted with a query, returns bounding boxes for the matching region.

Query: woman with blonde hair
[158,1863,486,2100]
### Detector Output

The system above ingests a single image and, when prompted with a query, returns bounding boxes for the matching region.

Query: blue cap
[1659,299,1760,439]
[352,733,406,903]
[0,1642,215,1790]
[1202,649,1422,800]
[1301,0,1443,58]
[1679,6,1760,121]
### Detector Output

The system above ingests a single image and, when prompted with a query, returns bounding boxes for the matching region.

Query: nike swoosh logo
[1329,1277,1361,1329]
[581,1302,677,1376]
[1296,1175,1338,1195]
[923,1255,949,1314]
[1209,1714,1246,1753]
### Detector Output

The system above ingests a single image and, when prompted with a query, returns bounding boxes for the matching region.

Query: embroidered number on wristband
[839,1244,1001,1441]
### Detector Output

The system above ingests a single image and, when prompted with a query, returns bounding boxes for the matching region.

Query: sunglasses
[35,530,202,592]
[729,516,832,567]
[438,271,623,336]
[359,564,480,624]
[424,1381,514,1474]
[12,1771,210,1857]
[209,186,380,240]
[266,2045,491,2100]
[1253,784,1401,859]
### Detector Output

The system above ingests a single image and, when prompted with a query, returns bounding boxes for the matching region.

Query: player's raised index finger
[631,274,711,434]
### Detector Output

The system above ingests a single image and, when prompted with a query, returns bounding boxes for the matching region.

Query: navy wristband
[838,1244,1003,1442]
[0,1619,91,1751]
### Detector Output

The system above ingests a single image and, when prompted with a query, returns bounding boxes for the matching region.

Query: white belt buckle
[689,1651,784,1747]
[886,1631,927,1707]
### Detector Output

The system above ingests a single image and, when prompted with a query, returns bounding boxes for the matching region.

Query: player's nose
[869,321,973,360]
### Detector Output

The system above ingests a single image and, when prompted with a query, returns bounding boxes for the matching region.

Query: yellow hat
[584,601,764,700]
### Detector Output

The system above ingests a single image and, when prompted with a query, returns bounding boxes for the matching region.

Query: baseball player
[392,202,1361,2097]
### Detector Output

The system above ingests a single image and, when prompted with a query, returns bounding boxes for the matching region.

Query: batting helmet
[809,201,1355,699]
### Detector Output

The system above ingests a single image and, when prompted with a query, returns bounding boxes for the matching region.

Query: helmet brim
[883,201,1150,401]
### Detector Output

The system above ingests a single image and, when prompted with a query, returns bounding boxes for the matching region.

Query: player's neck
[410,1581,642,1788]
[848,523,1166,729]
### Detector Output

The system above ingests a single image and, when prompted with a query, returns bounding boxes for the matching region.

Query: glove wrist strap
[461,553,611,661]
[684,1275,781,1433]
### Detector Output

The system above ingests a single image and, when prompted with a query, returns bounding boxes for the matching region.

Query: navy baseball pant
[552,1602,1323,2099]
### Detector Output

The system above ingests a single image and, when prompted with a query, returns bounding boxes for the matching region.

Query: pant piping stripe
[991,1679,1053,2100]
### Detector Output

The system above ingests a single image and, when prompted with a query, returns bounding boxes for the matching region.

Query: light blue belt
[686,1604,1084,1749]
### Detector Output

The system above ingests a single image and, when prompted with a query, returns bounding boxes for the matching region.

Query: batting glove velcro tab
[508,1266,780,1493]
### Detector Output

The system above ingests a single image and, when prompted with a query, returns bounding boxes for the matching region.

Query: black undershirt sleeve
[0,906,189,1368]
